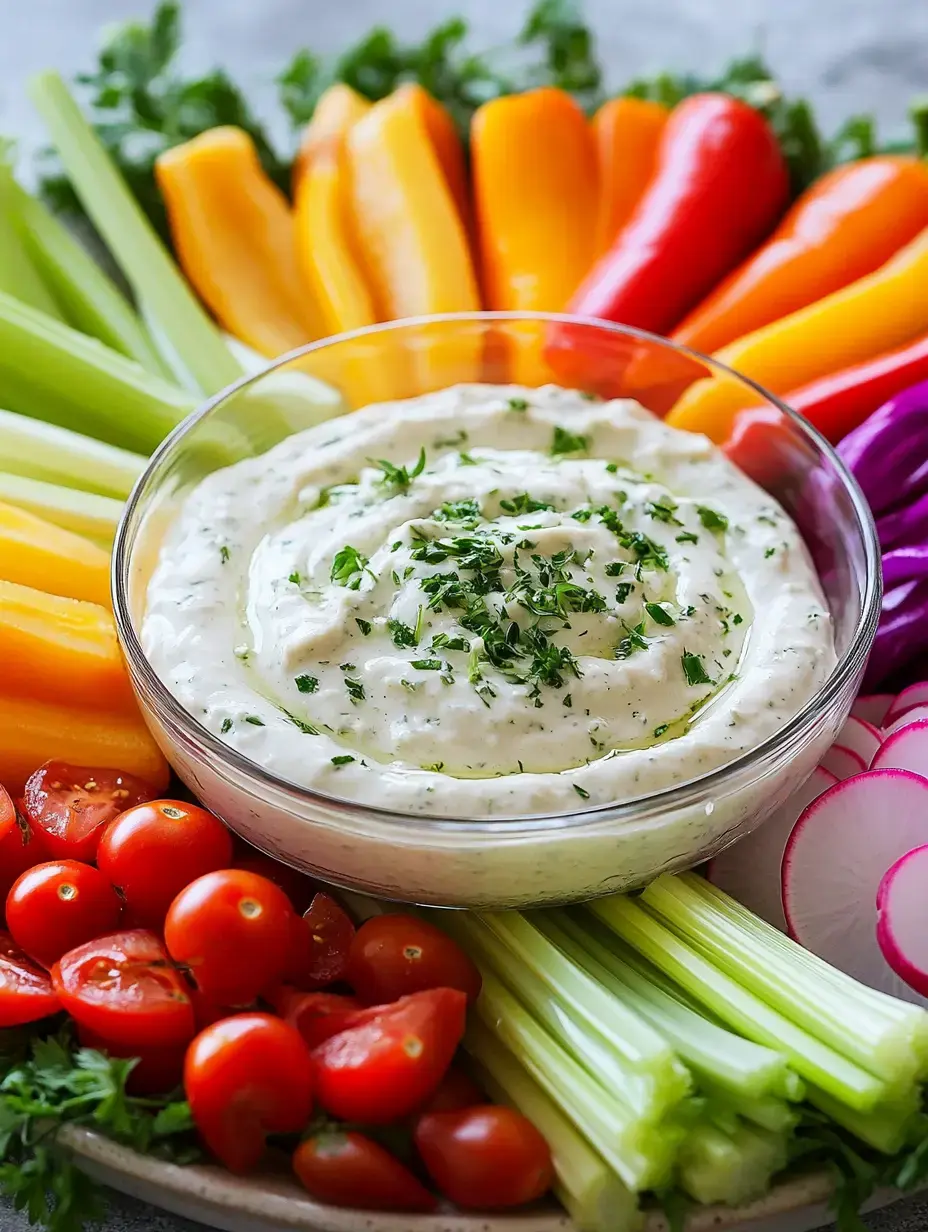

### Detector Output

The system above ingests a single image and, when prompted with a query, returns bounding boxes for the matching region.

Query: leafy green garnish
[355,618,372,636]
[387,618,418,648]
[331,755,355,766]
[646,602,675,627]
[373,448,427,493]
[330,545,370,588]
[697,506,729,533]
[507,396,529,411]
[344,677,366,704]
[410,659,443,671]
[434,498,481,525]
[295,674,319,694]
[682,650,713,686]
[500,493,555,516]
[551,426,589,455]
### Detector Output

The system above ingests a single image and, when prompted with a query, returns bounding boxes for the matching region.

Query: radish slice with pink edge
[706,766,837,931]
[885,682,928,729]
[876,846,928,999]
[852,694,895,727]
[872,719,928,779]
[818,744,866,781]
[837,716,882,767]
[883,705,928,738]
[782,769,928,1004]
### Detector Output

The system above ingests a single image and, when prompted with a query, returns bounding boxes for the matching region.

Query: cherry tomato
[347,914,481,1006]
[77,1025,185,1096]
[283,893,355,990]
[164,870,292,1005]
[97,800,233,928]
[0,931,60,1026]
[312,987,467,1124]
[268,986,362,1049]
[185,1013,313,1173]
[293,1132,436,1211]
[234,854,318,914]
[23,762,157,864]
[415,1065,485,1116]
[414,1105,553,1209]
[51,929,195,1048]
[0,789,48,903]
[6,860,121,969]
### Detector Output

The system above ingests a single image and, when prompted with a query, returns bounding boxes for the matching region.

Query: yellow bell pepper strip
[592,97,669,255]
[0,501,111,607]
[292,84,371,187]
[346,89,481,392]
[667,225,928,443]
[396,84,472,238]
[156,127,322,358]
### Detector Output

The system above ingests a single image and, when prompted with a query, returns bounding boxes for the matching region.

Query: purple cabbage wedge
[839,378,928,687]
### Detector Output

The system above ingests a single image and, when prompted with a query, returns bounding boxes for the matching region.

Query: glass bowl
[112,313,880,909]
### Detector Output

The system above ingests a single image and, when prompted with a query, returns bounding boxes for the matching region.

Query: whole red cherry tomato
[293,1132,436,1211]
[312,987,466,1124]
[185,1013,313,1173]
[347,914,481,1005]
[414,1105,553,1209]
[6,861,121,968]
[283,893,355,990]
[23,762,157,863]
[0,931,60,1026]
[233,853,318,914]
[51,929,195,1048]
[415,1065,485,1116]
[268,986,362,1049]
[97,800,232,928]
[0,788,47,901]
[77,1025,186,1096]
[164,870,292,1005]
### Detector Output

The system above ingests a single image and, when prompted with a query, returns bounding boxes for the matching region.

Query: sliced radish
[706,766,837,931]
[837,716,882,768]
[852,694,895,727]
[877,846,928,999]
[782,769,928,1003]
[883,705,928,738]
[819,744,866,781]
[885,682,928,729]
[872,719,928,780]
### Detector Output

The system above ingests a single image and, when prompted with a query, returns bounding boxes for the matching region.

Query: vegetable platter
[3,3,928,1232]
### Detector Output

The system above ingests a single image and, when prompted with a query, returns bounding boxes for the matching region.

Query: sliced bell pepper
[675,156,928,355]
[592,97,668,255]
[0,501,111,607]
[157,127,323,358]
[396,84,471,237]
[667,225,928,443]
[292,84,371,187]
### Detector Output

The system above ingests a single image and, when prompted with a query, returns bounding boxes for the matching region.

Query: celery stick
[30,72,242,395]
[699,1080,800,1134]
[466,1019,644,1232]
[443,912,687,1121]
[0,161,63,320]
[678,1118,788,1207]
[644,874,928,1090]
[475,970,678,1191]
[10,181,168,377]
[0,472,122,543]
[587,897,886,1112]
[0,407,145,499]
[807,1085,918,1155]
[547,910,794,1102]
[0,289,195,453]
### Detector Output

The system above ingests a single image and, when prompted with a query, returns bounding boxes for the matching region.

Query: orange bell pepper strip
[666,225,928,443]
[394,84,471,237]
[345,89,481,393]
[156,127,322,358]
[674,155,928,356]
[292,84,371,187]
[592,97,669,254]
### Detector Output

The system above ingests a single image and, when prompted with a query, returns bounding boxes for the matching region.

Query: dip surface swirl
[142,384,836,818]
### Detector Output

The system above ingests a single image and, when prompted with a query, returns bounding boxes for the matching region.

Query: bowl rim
[112,310,882,834]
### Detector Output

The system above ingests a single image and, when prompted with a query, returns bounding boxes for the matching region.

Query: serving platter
[62,1127,902,1232]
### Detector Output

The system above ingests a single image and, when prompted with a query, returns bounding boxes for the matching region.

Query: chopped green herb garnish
[339,662,356,671]
[551,426,589,455]
[390,540,402,552]
[331,545,370,588]
[733,613,744,626]
[373,447,427,492]
[654,724,669,737]
[616,622,649,659]
[288,570,302,584]
[604,562,625,577]
[344,678,365,704]
[220,718,232,734]
[605,462,619,473]
[355,618,372,636]
[458,451,478,466]
[500,493,555,516]
[431,633,471,652]
[387,618,417,647]
[765,547,776,558]
[675,531,699,545]
[244,715,265,726]
[507,396,529,411]
[563,694,573,707]
[697,506,729,532]
[410,659,442,670]
[682,650,713,686]
[413,605,425,642]
[573,784,590,800]
[331,755,355,766]
[295,674,319,694]
[434,498,482,525]
[615,582,635,604]
[646,602,676,627]
[219,545,230,564]
[281,709,317,734]
[645,499,682,526]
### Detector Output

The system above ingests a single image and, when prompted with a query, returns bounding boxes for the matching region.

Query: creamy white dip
[142,384,835,818]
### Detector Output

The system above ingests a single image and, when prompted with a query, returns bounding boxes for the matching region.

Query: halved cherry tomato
[0,931,60,1025]
[51,929,195,1048]
[292,1132,436,1211]
[415,1065,485,1116]
[6,860,121,968]
[77,1025,186,1096]
[185,1012,313,1173]
[268,986,362,1049]
[23,762,157,864]
[312,987,467,1124]
[414,1105,553,1209]
[0,788,48,901]
[284,892,355,990]
[97,800,233,928]
[234,853,318,914]
[347,914,481,1005]
[164,870,292,1005]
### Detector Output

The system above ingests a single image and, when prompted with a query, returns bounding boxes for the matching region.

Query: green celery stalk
[474,970,679,1191]
[547,910,795,1102]
[0,288,196,453]
[443,912,688,1122]
[699,1080,800,1134]
[677,1117,788,1207]
[0,160,63,320]
[0,472,122,543]
[0,407,145,499]
[29,71,242,396]
[587,897,887,1113]
[643,874,928,1090]
[466,1019,644,1232]
[805,1084,918,1155]
[9,179,169,378]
